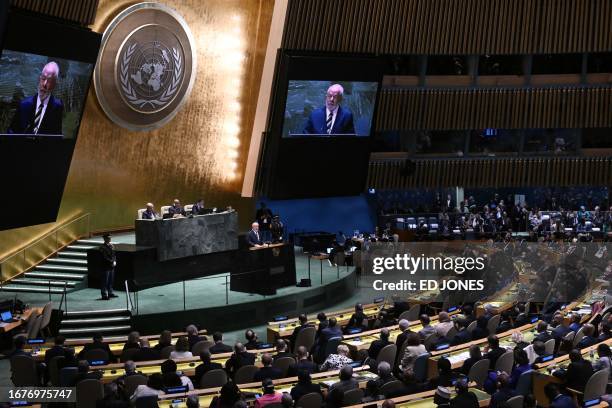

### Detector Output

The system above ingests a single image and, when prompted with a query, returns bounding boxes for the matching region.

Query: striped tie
[32,102,44,134]
[326,111,333,134]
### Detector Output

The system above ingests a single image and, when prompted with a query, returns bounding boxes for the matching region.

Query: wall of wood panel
[11,0,99,25]
[375,87,612,131]
[0,0,274,259]
[282,0,612,55]
[367,157,612,189]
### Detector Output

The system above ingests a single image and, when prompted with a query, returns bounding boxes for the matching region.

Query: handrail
[0,213,92,283]
[124,280,135,312]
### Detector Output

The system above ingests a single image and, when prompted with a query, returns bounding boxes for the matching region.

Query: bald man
[141,203,158,220]
[302,83,355,135]
[8,61,63,135]
[247,222,263,247]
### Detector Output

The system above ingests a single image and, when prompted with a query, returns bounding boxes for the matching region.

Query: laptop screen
[1,310,12,321]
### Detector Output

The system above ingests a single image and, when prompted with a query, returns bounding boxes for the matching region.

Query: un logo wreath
[119,42,183,110]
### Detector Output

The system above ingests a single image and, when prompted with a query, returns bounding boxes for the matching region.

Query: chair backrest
[494,350,514,374]
[124,374,148,398]
[468,358,490,388]
[273,356,296,377]
[396,337,409,366]
[294,327,316,351]
[49,355,66,386]
[444,326,458,341]
[295,392,323,408]
[342,388,363,406]
[24,310,40,338]
[28,315,44,339]
[423,334,440,351]
[321,338,342,362]
[10,355,38,386]
[160,206,170,215]
[120,347,139,363]
[335,251,346,266]
[83,348,110,362]
[515,370,534,396]
[191,340,214,355]
[466,320,477,333]
[413,353,431,382]
[200,369,228,389]
[76,378,104,408]
[487,314,501,334]
[563,331,575,342]
[544,339,555,355]
[160,345,175,359]
[505,395,524,408]
[376,344,397,368]
[572,327,585,347]
[40,301,53,331]
[137,209,146,219]
[184,205,193,215]
[399,304,420,322]
[583,369,610,401]
[134,396,160,408]
[234,365,259,384]
[59,367,78,387]
[379,380,404,397]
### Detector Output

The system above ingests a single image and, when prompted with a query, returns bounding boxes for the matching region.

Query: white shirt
[325,107,338,133]
[170,350,193,360]
[34,94,50,134]
[130,385,164,402]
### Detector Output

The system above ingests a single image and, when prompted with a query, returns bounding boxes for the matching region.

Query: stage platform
[0,233,358,333]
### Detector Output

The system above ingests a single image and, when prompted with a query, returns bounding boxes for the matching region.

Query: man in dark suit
[395,319,412,348]
[346,303,367,331]
[194,350,222,385]
[225,343,256,379]
[8,61,63,135]
[73,360,102,385]
[78,333,114,362]
[302,84,355,135]
[168,199,185,218]
[98,234,117,300]
[287,346,317,376]
[141,203,158,220]
[450,318,472,346]
[191,199,205,216]
[483,335,506,369]
[544,383,576,408]
[320,318,342,343]
[273,339,293,361]
[44,335,68,365]
[244,329,262,350]
[290,314,313,352]
[253,353,282,381]
[533,321,553,344]
[565,349,594,391]
[247,222,263,247]
[368,328,391,360]
[209,332,233,354]
[131,339,160,361]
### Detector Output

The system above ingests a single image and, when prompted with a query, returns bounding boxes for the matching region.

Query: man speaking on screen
[8,61,63,135]
[302,83,355,135]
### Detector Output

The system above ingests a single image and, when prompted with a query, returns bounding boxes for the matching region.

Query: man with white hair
[9,61,64,135]
[302,83,355,135]
[141,203,158,219]
[247,221,263,247]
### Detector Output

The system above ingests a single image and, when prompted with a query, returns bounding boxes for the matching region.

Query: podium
[230,244,296,295]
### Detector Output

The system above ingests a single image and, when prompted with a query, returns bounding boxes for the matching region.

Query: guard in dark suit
[247,222,263,247]
[302,84,355,135]
[99,234,117,300]
[8,62,63,135]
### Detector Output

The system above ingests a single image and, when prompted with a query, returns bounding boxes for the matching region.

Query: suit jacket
[194,361,223,385]
[168,205,185,217]
[566,359,594,391]
[191,203,204,215]
[225,351,256,377]
[253,366,283,381]
[79,341,114,362]
[44,345,68,364]
[141,209,157,220]
[552,325,572,340]
[320,326,343,343]
[533,331,553,343]
[451,330,472,346]
[209,342,233,354]
[290,382,321,403]
[367,339,391,360]
[302,106,355,135]
[450,392,479,408]
[287,359,318,376]
[99,243,116,268]
[247,230,263,246]
[550,394,578,408]
[483,347,506,369]
[132,347,160,362]
[8,94,63,135]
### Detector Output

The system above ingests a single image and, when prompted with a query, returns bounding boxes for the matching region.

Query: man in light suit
[8,61,63,135]
[247,222,263,247]
[302,83,355,135]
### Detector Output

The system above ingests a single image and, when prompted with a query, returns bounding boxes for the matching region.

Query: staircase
[59,308,132,340]
[1,239,100,294]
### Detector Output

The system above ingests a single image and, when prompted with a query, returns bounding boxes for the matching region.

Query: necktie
[326,111,333,134]
[33,102,44,134]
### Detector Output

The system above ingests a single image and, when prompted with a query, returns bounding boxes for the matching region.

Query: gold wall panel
[0,0,274,259]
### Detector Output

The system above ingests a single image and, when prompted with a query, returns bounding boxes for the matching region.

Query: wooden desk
[0,307,41,334]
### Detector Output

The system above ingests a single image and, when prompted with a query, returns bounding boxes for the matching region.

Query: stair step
[64,308,130,317]
[66,245,96,251]
[48,258,88,265]
[76,239,103,245]
[59,325,131,335]
[37,265,88,272]
[25,271,86,281]
[57,251,87,258]
[62,316,131,325]
[11,278,77,288]
[0,285,65,294]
